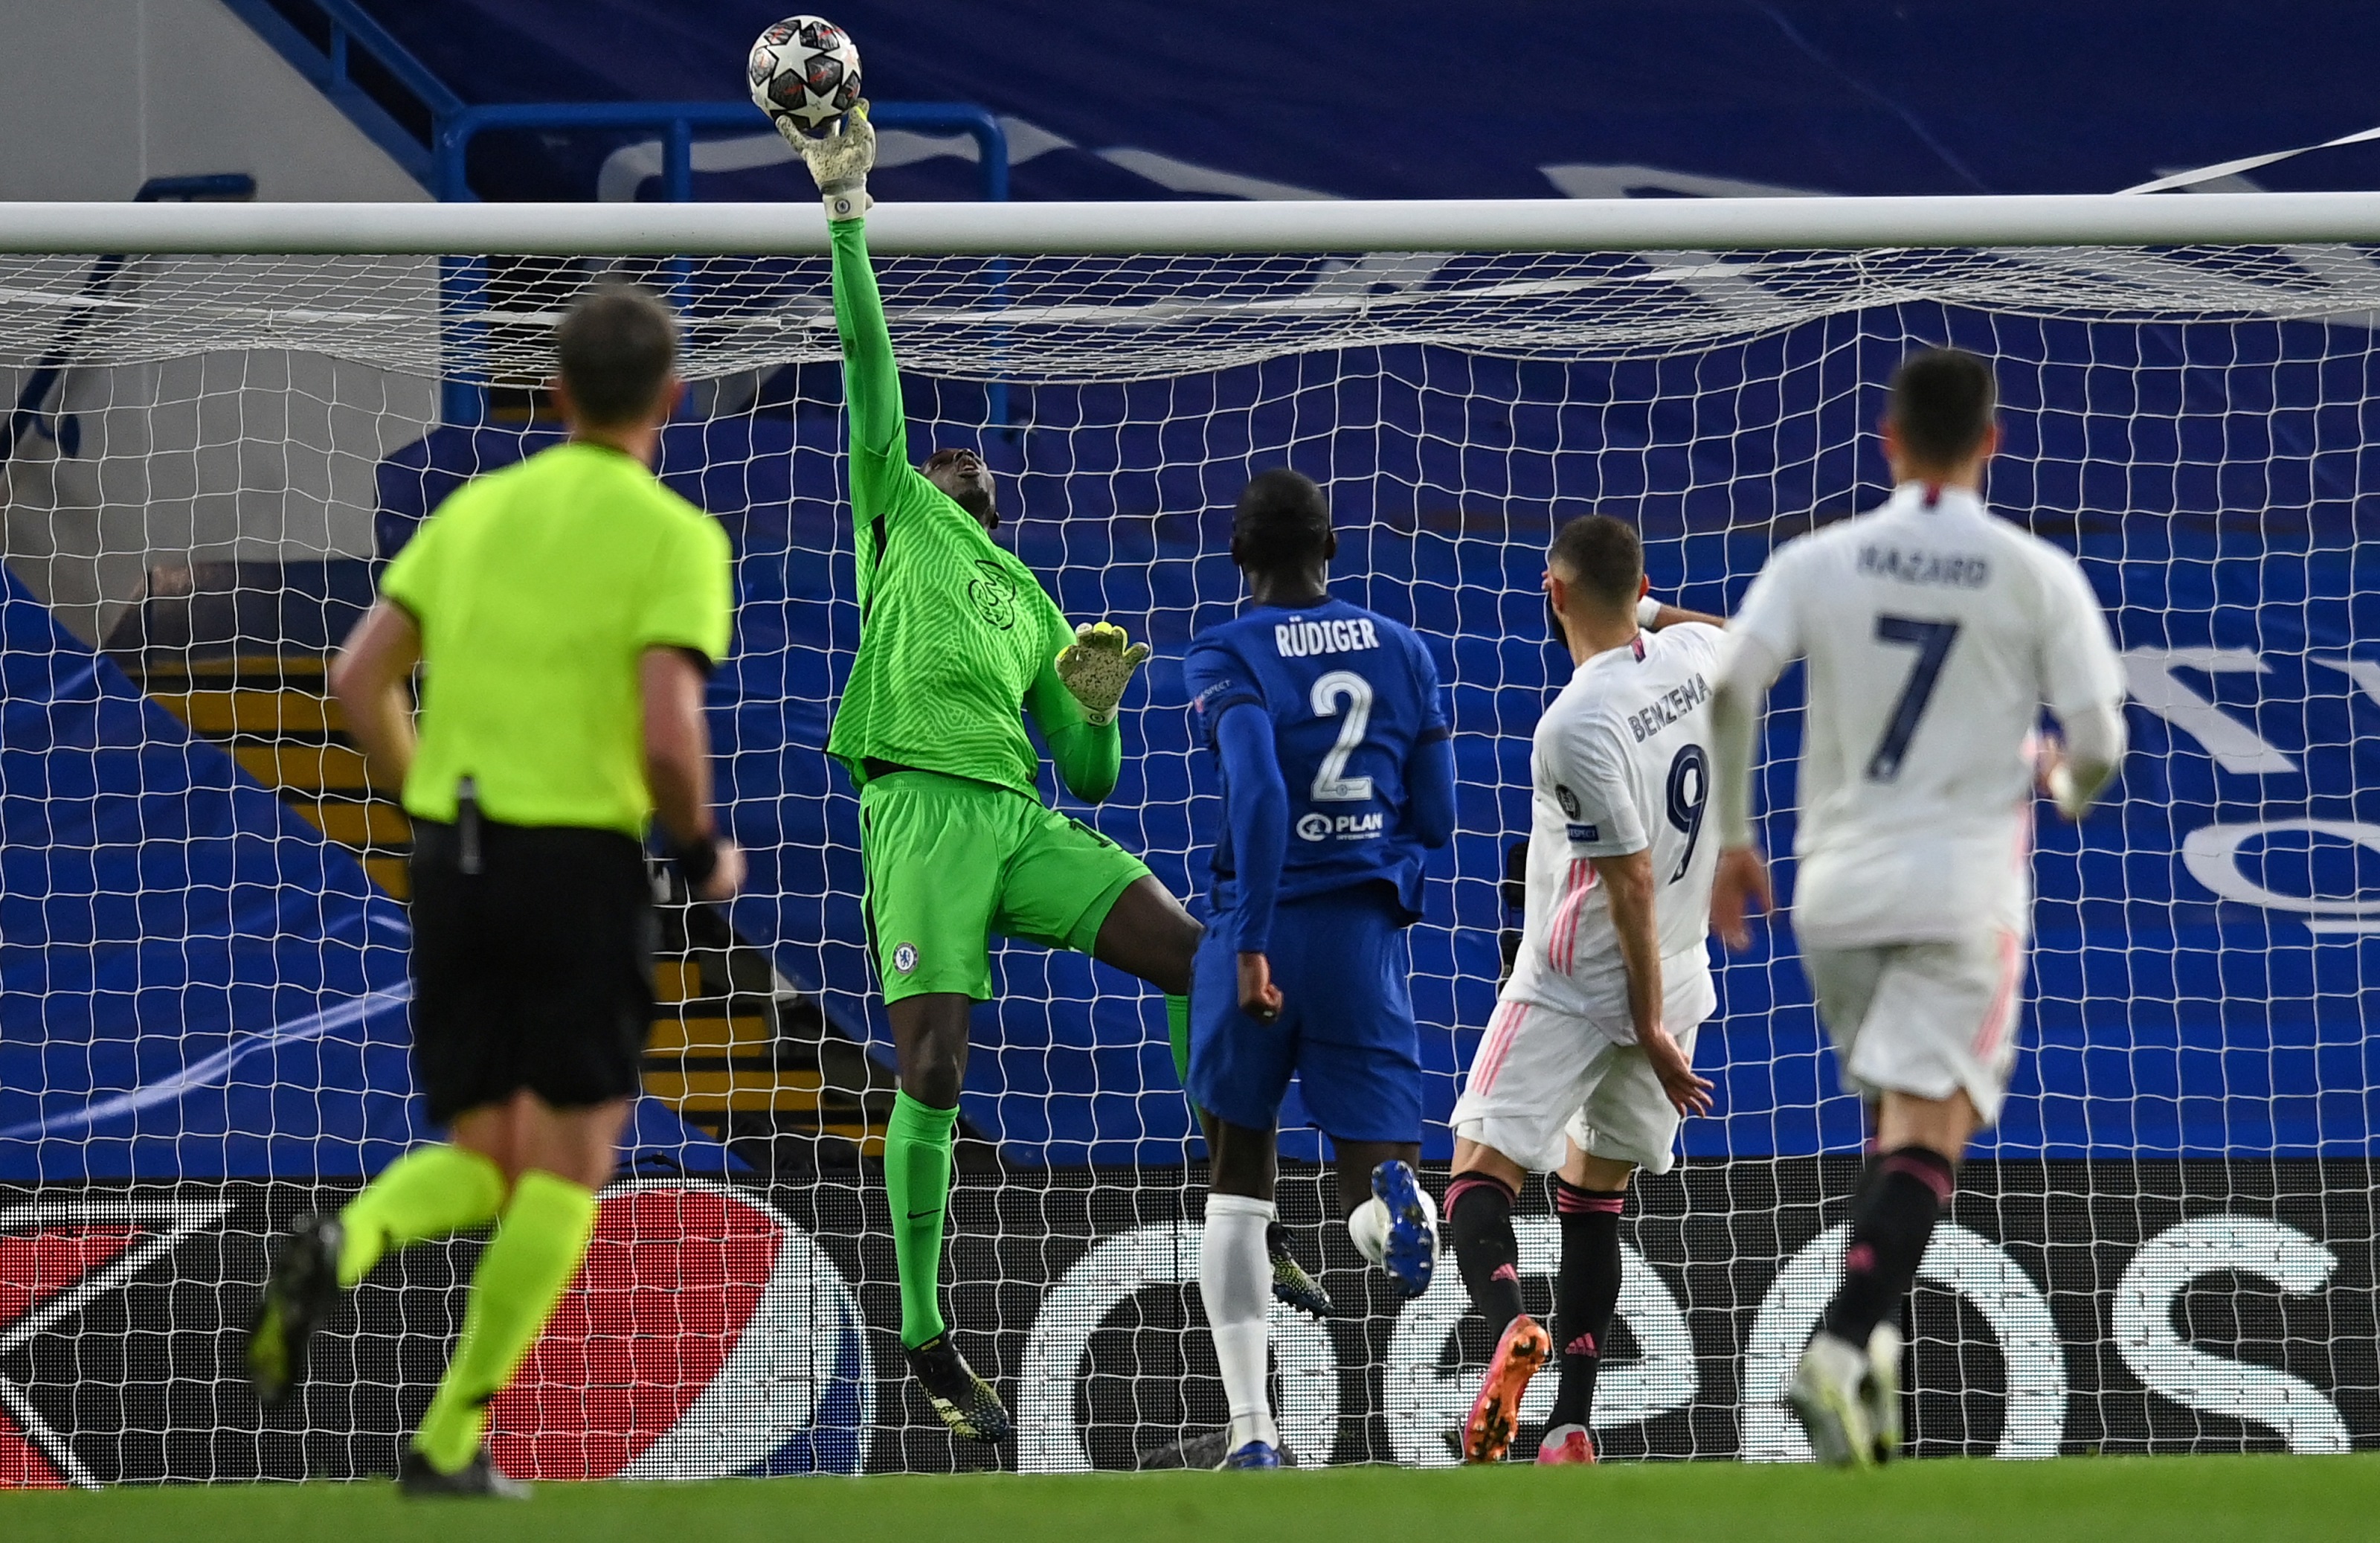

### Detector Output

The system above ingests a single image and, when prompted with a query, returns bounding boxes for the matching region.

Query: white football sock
[1201,1193,1279,1452]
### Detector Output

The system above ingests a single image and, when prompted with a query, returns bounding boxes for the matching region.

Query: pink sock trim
[1881,1150,1956,1204]
[1446,1173,1517,1218]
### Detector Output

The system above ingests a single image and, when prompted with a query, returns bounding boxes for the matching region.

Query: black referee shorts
[407,816,656,1126]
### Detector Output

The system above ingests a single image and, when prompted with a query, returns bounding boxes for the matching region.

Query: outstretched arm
[829,214,905,470]
[800,106,925,539]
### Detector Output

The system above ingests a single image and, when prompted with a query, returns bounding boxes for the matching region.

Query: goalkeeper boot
[1268,1221,1332,1318]
[1371,1160,1437,1299]
[1862,1322,1904,1465]
[906,1331,1012,1444]
[1786,1331,1876,1469]
[1218,1440,1281,1471]
[1534,1423,1596,1466]
[246,1213,344,1411]
[1461,1315,1551,1465]
[398,1445,529,1500]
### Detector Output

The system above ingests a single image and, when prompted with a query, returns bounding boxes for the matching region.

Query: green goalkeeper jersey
[823,216,1119,802]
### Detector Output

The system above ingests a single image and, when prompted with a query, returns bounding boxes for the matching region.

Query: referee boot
[906,1332,1012,1444]
[399,1446,530,1500]
[246,1213,344,1411]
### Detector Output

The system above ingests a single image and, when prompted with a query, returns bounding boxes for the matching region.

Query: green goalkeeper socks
[335,1143,506,1289]
[885,1091,959,1350]
[1167,993,1191,1086]
[411,1169,597,1475]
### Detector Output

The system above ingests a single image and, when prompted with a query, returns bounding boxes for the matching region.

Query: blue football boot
[1219,1440,1282,1470]
[1371,1159,1437,1299]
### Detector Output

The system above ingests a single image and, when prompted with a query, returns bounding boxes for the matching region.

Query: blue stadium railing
[225,1,1012,425]
[425,100,1009,424]
[430,99,1009,205]
[227,0,1010,202]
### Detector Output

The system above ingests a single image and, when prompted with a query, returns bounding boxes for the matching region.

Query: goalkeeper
[791,104,1202,1445]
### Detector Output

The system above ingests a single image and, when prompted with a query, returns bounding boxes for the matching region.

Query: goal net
[2,205,2377,1483]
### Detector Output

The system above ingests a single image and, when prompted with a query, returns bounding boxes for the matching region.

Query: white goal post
[4,190,2380,254]
[2,193,2376,1481]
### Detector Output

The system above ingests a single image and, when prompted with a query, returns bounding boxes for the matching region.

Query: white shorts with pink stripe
[1450,963,1714,1175]
[1802,929,2027,1125]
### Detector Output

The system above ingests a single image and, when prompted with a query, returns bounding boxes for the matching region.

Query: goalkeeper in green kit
[787,104,1204,1443]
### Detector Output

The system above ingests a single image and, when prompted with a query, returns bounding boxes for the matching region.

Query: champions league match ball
[747,15,862,136]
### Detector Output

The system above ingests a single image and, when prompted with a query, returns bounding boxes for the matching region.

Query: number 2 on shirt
[1867,614,1961,781]
[1309,669,1376,802]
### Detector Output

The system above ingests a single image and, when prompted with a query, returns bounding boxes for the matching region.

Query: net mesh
[2,238,2377,1480]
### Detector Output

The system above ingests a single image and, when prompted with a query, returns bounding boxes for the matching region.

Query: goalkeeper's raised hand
[1055,622,1152,726]
[782,98,875,221]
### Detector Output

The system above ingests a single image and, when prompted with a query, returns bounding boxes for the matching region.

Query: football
[747,15,862,136]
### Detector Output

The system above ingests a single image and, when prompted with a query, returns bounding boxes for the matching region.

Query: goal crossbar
[7,191,2380,256]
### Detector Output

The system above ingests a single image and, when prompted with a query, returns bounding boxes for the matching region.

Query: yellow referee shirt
[379,441,733,838]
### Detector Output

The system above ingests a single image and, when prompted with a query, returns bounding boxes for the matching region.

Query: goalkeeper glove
[782,98,875,222]
[1055,622,1152,726]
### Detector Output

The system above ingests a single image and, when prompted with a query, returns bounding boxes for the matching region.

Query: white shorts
[1450,970,1711,1175]
[1801,929,2026,1125]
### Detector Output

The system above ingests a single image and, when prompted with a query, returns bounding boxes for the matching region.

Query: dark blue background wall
[364,1,2380,203]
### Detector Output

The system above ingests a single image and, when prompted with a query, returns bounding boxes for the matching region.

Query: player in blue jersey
[1182,469,1458,1469]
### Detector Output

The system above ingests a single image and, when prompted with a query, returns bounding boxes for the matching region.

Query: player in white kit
[1708,347,2128,1468]
[1444,514,1722,1466]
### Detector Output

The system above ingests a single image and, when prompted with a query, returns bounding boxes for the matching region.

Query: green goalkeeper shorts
[859,769,1151,1004]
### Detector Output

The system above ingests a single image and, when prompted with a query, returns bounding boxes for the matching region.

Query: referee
[244,284,739,1498]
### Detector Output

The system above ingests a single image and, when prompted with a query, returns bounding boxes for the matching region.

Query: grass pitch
[7,1454,2377,1543]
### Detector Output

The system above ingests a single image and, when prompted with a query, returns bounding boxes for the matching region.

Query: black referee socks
[1821,1144,1958,1347]
[1446,1172,1523,1335]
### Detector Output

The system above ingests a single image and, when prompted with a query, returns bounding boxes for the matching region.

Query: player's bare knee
[1563,1151,1636,1193]
[1451,1138,1528,1195]
[897,1031,968,1107]
[1156,911,1202,996]
[1876,1088,1978,1162]
[889,995,972,1109]
[898,1050,965,1110]
[1094,877,1200,994]
[1209,1120,1276,1201]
